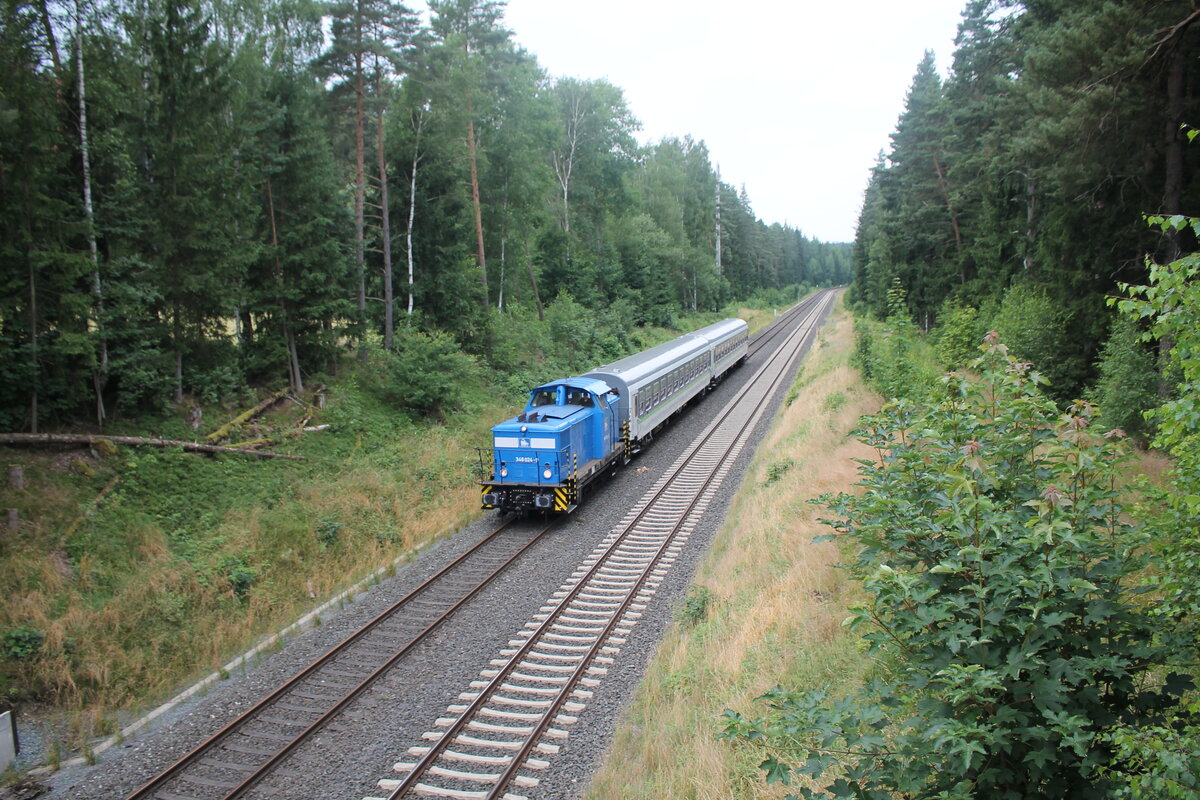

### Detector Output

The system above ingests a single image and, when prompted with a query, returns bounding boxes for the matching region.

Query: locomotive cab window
[565,388,593,406]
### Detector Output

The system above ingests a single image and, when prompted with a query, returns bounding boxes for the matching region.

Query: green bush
[723,335,1188,798]
[990,283,1086,402]
[378,328,484,419]
[934,300,984,369]
[1092,315,1159,443]
[677,586,715,628]
[222,557,257,600]
[851,318,939,402]
[315,517,343,549]
[2,625,45,661]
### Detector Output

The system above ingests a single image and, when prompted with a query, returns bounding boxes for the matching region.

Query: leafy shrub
[851,318,938,402]
[3,625,45,661]
[1092,315,1159,443]
[378,328,484,418]
[315,517,343,549]
[678,586,715,628]
[990,283,1085,402]
[723,335,1188,798]
[1101,214,1200,795]
[221,557,257,600]
[934,300,984,369]
[763,458,795,485]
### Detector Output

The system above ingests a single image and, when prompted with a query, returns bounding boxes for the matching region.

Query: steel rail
[124,515,557,800]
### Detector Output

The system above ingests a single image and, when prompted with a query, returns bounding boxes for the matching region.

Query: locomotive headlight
[500,467,509,478]
[543,468,552,479]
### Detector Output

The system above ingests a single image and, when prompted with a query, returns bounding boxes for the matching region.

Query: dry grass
[0,400,503,754]
[584,299,882,799]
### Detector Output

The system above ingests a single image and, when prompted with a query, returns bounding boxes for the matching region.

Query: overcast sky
[458,0,967,243]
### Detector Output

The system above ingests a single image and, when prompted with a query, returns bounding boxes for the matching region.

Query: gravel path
[26,307,824,800]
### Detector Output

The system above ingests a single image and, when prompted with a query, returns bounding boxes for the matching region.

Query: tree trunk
[38,0,63,105]
[375,68,394,349]
[931,156,963,262]
[28,255,38,434]
[406,137,419,321]
[1159,39,1189,396]
[553,90,582,266]
[524,235,543,322]
[0,433,303,460]
[498,179,508,309]
[1162,45,1186,260]
[204,386,290,442]
[77,0,107,426]
[466,114,488,306]
[714,170,722,276]
[173,304,184,404]
[354,31,367,359]
[265,177,303,393]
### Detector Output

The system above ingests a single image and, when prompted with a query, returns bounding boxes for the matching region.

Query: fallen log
[204,387,290,443]
[0,433,303,460]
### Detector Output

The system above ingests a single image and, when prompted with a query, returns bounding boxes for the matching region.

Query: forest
[719,1,1200,796]
[850,0,1200,414]
[0,0,853,433]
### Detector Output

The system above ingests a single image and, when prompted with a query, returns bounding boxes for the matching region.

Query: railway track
[369,289,837,800]
[121,290,834,800]
[123,517,557,800]
[747,293,819,358]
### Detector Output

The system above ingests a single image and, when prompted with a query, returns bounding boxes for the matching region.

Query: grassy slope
[584,299,881,799]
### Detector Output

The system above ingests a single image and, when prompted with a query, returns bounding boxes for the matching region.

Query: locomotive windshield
[530,388,556,406]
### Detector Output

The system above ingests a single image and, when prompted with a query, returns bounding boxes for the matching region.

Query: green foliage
[677,586,715,628]
[990,283,1084,402]
[723,335,1187,798]
[1113,214,1200,637]
[221,556,257,600]
[851,318,939,402]
[2,625,45,661]
[1091,315,1159,443]
[1101,703,1200,799]
[850,3,1200,402]
[315,518,344,549]
[763,459,795,486]
[1099,215,1200,792]
[934,300,984,370]
[377,328,485,419]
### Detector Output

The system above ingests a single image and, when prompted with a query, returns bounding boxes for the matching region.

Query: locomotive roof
[530,376,613,394]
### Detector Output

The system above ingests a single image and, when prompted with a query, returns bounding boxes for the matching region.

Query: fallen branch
[0,433,303,460]
[205,387,290,443]
[224,437,270,449]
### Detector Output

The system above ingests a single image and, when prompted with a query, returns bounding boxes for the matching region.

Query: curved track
[371,289,837,800]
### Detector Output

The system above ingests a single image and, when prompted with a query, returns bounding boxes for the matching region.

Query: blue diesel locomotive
[480,318,749,513]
